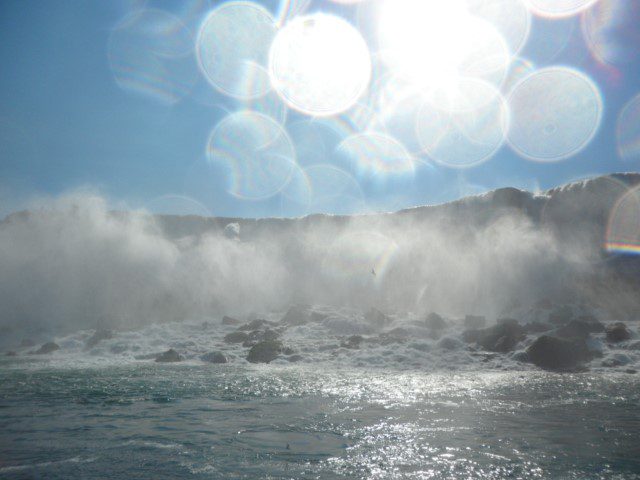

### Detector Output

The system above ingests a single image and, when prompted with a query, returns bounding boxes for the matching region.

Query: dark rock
[554,319,605,340]
[224,331,250,344]
[548,305,573,325]
[201,351,228,364]
[625,369,637,374]
[511,350,530,363]
[462,319,525,353]
[425,312,448,330]
[155,349,183,363]
[524,322,553,334]
[365,308,390,328]
[85,329,113,349]
[575,315,604,332]
[526,335,594,370]
[242,329,280,347]
[464,315,486,329]
[282,346,295,356]
[378,328,409,345]
[341,335,364,349]
[602,353,631,368]
[287,354,304,363]
[6,351,17,357]
[247,340,283,364]
[20,338,36,348]
[605,322,632,343]
[34,342,60,355]
[222,316,241,326]
[280,305,309,326]
[437,337,464,350]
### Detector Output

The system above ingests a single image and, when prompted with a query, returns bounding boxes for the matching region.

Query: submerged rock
[287,354,304,363]
[526,335,594,370]
[201,351,228,364]
[85,329,113,349]
[464,315,486,329]
[524,321,553,334]
[34,342,60,355]
[341,335,364,349]
[238,319,273,331]
[463,319,525,353]
[6,351,17,357]
[247,340,283,364]
[425,312,448,331]
[280,305,309,326]
[605,322,632,343]
[602,353,631,368]
[548,305,573,325]
[155,349,183,363]
[554,319,604,340]
[222,316,241,326]
[224,331,249,344]
[365,308,390,328]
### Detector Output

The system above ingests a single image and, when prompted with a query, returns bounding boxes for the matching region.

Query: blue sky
[0,0,639,218]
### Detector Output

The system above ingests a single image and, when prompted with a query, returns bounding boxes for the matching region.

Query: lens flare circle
[269,13,372,116]
[617,93,640,161]
[108,9,196,105]
[207,111,296,200]
[197,1,277,99]
[606,185,640,254]
[466,0,531,56]
[337,132,415,176]
[583,0,640,67]
[417,79,509,168]
[525,0,600,18]
[507,67,602,162]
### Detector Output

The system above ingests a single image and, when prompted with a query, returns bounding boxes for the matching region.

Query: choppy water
[1,360,639,479]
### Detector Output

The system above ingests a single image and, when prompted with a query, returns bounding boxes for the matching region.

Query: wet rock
[463,319,525,353]
[365,308,390,328]
[625,369,638,374]
[238,319,272,331]
[548,305,573,325]
[201,351,227,364]
[602,353,631,368]
[247,340,283,364]
[524,321,553,334]
[425,312,448,331]
[242,329,280,347]
[280,305,309,326]
[310,312,329,323]
[85,329,113,349]
[511,350,530,363]
[20,338,36,348]
[224,331,250,344]
[222,316,241,326]
[437,336,464,350]
[605,322,632,343]
[155,349,183,363]
[34,342,60,355]
[554,319,604,340]
[526,335,594,370]
[464,315,486,329]
[341,335,364,349]
[378,328,409,345]
[6,351,17,357]
[287,354,303,363]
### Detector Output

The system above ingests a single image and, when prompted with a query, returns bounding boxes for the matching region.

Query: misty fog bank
[2,173,639,336]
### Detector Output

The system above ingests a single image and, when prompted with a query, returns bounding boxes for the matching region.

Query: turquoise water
[1,362,639,479]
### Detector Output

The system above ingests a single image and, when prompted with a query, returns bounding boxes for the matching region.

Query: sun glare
[377,0,509,90]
